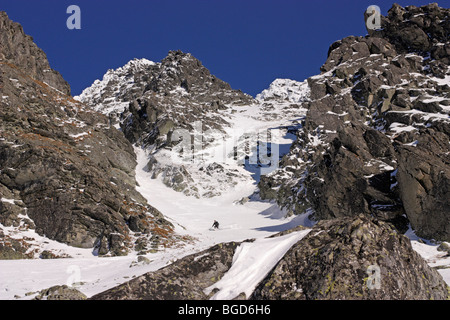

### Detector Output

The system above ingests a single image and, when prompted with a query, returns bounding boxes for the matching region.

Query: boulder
[251,216,449,300]
[33,285,87,300]
[90,242,240,300]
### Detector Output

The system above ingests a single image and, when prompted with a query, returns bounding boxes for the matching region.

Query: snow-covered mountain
[75,58,157,115]
[256,78,310,103]
[75,51,312,199]
[1,3,450,301]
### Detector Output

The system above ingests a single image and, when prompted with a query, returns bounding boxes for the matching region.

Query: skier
[212,220,219,230]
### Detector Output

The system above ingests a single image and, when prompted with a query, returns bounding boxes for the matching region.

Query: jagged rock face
[396,132,450,240]
[258,3,450,241]
[306,123,403,225]
[251,216,449,300]
[90,242,240,300]
[367,3,449,67]
[74,58,157,115]
[77,50,253,149]
[0,12,70,96]
[77,51,254,198]
[0,12,178,258]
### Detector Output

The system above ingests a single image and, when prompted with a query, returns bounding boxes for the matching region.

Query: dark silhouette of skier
[212,220,219,230]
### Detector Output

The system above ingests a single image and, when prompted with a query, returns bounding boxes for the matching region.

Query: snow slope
[205,228,311,300]
[134,147,311,247]
[131,80,313,246]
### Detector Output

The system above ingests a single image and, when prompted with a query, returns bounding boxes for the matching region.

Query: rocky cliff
[259,3,450,241]
[252,216,448,300]
[0,11,179,258]
[0,12,70,95]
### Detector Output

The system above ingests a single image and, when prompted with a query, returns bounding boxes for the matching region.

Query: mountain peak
[0,11,71,95]
[365,3,450,55]
[256,78,310,103]
[119,57,156,70]
[165,49,194,60]
[76,50,253,116]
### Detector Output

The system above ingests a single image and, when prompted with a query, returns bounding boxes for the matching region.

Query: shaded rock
[367,3,449,54]
[305,122,402,230]
[90,242,240,300]
[395,130,450,241]
[251,216,449,300]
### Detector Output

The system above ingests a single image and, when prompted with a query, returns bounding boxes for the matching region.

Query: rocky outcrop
[33,285,87,300]
[368,3,449,67]
[0,12,70,95]
[258,3,450,241]
[0,11,179,258]
[395,131,450,240]
[251,216,449,300]
[306,123,399,220]
[90,241,240,300]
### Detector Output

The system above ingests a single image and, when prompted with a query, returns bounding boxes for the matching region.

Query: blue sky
[1,0,442,97]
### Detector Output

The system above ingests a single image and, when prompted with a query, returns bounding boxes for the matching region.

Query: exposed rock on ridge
[251,215,449,300]
[0,11,179,258]
[77,50,253,149]
[0,11,70,95]
[258,3,450,241]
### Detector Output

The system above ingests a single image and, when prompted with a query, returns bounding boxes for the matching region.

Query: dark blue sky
[1,0,443,97]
